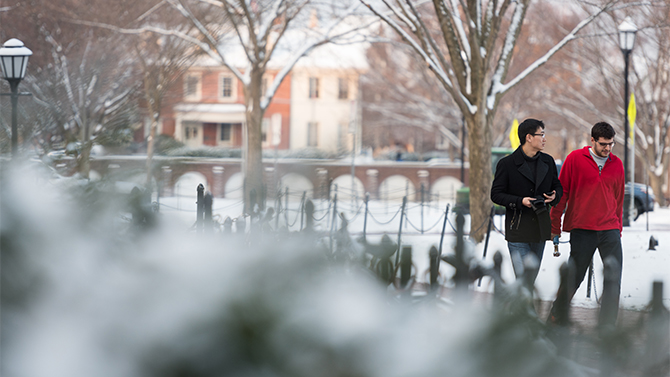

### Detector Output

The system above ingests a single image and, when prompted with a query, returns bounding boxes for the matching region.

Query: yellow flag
[509,119,520,149]
[628,93,636,141]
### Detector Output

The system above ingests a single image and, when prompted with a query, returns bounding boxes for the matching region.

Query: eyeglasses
[597,141,615,147]
[532,133,546,138]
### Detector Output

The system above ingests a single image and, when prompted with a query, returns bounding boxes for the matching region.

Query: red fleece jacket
[550,146,624,234]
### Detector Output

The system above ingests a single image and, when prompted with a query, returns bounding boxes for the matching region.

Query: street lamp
[618,17,637,226]
[0,38,32,157]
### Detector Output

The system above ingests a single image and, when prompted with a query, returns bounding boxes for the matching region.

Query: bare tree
[361,38,464,158]
[360,0,616,241]
[24,31,139,176]
[532,9,670,207]
[126,0,364,211]
[0,0,147,167]
[132,32,195,185]
[632,9,670,206]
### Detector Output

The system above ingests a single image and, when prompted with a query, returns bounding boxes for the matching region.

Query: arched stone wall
[379,174,416,202]
[280,172,315,200]
[174,172,209,198]
[431,176,464,203]
[331,174,365,202]
[87,157,468,203]
[225,172,244,199]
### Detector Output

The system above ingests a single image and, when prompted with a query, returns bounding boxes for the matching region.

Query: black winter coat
[490,148,563,242]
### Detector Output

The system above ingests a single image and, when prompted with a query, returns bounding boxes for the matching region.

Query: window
[262,118,269,143]
[338,78,349,99]
[309,77,319,98]
[307,122,318,147]
[184,122,199,140]
[184,74,201,100]
[221,76,234,98]
[220,123,232,141]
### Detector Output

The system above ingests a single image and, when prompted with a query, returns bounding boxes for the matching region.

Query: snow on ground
[158,193,670,311]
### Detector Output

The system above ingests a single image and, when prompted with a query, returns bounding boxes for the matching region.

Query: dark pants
[550,229,623,326]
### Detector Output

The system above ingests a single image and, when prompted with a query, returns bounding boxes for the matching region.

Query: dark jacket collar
[512,147,549,190]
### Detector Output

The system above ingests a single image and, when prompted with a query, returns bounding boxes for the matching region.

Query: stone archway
[431,176,463,203]
[280,172,315,200]
[175,172,209,198]
[379,174,415,202]
[331,174,365,202]
[225,172,244,200]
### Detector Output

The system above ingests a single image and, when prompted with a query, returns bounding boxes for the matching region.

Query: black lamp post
[0,38,32,157]
[618,18,637,226]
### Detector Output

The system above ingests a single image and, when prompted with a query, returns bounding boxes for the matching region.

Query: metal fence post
[363,193,370,243]
[394,196,407,267]
[429,246,439,292]
[420,183,425,234]
[399,245,412,289]
[304,199,314,234]
[204,192,213,232]
[196,184,204,231]
[453,209,468,291]
[438,204,450,257]
[330,193,338,254]
[300,191,306,231]
[478,206,496,286]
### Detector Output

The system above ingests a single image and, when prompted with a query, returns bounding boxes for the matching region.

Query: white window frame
[309,77,319,99]
[220,123,232,142]
[338,77,349,100]
[184,73,202,101]
[219,74,237,101]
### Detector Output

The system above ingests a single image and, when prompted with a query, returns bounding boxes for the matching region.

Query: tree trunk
[466,113,493,243]
[243,68,266,213]
[648,170,667,208]
[78,140,92,179]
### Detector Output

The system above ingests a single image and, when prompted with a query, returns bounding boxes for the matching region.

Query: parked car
[625,182,655,221]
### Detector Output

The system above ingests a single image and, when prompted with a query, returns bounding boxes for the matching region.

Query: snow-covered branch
[260,1,362,109]
[488,2,614,109]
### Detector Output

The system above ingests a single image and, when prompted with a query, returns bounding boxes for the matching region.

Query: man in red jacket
[548,122,625,328]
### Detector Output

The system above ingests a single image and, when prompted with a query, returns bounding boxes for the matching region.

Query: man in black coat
[491,119,563,283]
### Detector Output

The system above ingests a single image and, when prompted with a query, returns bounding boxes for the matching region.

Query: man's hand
[522,197,533,208]
[552,234,561,257]
[543,190,556,203]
